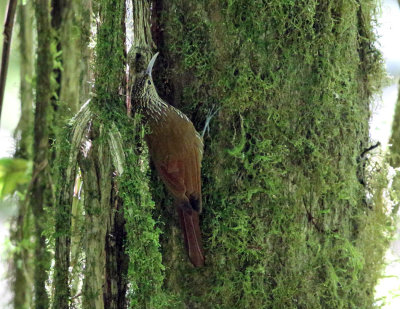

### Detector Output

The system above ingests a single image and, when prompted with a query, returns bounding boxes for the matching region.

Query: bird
[131,52,205,267]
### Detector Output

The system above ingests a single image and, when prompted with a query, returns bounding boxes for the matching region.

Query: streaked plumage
[131,53,205,267]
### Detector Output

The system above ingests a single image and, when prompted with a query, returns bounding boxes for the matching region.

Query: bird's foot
[201,104,220,138]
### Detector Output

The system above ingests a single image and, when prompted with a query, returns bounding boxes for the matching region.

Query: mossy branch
[0,0,18,122]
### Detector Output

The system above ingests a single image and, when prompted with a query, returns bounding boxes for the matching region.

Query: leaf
[0,158,31,199]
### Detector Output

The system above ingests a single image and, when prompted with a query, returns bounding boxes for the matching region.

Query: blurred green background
[0,2,22,307]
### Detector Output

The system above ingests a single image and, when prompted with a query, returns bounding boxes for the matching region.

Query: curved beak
[145,52,159,78]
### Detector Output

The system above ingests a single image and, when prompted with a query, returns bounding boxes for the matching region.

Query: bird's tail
[177,206,205,267]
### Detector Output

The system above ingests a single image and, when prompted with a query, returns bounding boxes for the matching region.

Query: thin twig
[360,141,381,159]
[0,0,18,124]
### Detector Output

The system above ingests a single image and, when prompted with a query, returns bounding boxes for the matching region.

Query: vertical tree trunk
[57,0,86,115]
[52,1,92,307]
[79,0,93,103]
[78,0,128,307]
[79,127,113,309]
[0,0,18,117]
[50,3,70,307]
[389,80,400,168]
[8,0,392,307]
[388,81,400,212]
[14,2,34,159]
[52,128,81,309]
[155,0,387,307]
[32,0,53,307]
[11,3,35,308]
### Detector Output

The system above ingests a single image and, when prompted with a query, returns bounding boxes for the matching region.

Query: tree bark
[76,0,128,307]
[52,1,92,307]
[156,0,387,307]
[32,0,53,307]
[0,0,17,120]
[14,1,34,158]
[11,3,35,308]
[79,124,112,309]
[8,0,392,307]
[52,106,92,308]
[389,80,400,168]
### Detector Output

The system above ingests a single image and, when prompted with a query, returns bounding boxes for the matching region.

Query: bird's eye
[147,80,151,85]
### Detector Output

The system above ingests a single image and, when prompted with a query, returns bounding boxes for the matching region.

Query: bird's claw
[201,105,220,138]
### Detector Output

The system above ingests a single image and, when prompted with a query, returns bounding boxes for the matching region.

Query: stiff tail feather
[178,207,205,267]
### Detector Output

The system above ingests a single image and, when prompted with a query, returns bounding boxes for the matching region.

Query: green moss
[389,81,400,168]
[158,0,389,307]
[119,121,176,308]
[92,0,176,306]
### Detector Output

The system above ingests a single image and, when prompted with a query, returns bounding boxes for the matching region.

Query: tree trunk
[78,0,129,307]
[388,80,400,214]
[10,2,35,308]
[154,0,387,308]
[79,124,113,309]
[31,1,54,308]
[52,1,92,307]
[7,0,393,308]
[389,80,400,168]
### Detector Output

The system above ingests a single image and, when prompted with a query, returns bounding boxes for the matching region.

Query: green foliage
[0,158,31,199]
[159,0,389,307]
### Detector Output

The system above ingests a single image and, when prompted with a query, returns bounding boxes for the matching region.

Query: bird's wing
[157,159,186,198]
[148,108,203,208]
[153,132,202,208]
[182,132,203,211]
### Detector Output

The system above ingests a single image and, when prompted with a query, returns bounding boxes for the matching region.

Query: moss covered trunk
[32,1,53,307]
[389,79,400,168]
[8,0,390,307]
[77,0,130,307]
[52,1,92,307]
[388,80,400,213]
[148,0,387,307]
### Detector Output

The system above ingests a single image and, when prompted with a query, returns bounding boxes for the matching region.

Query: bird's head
[131,52,159,108]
